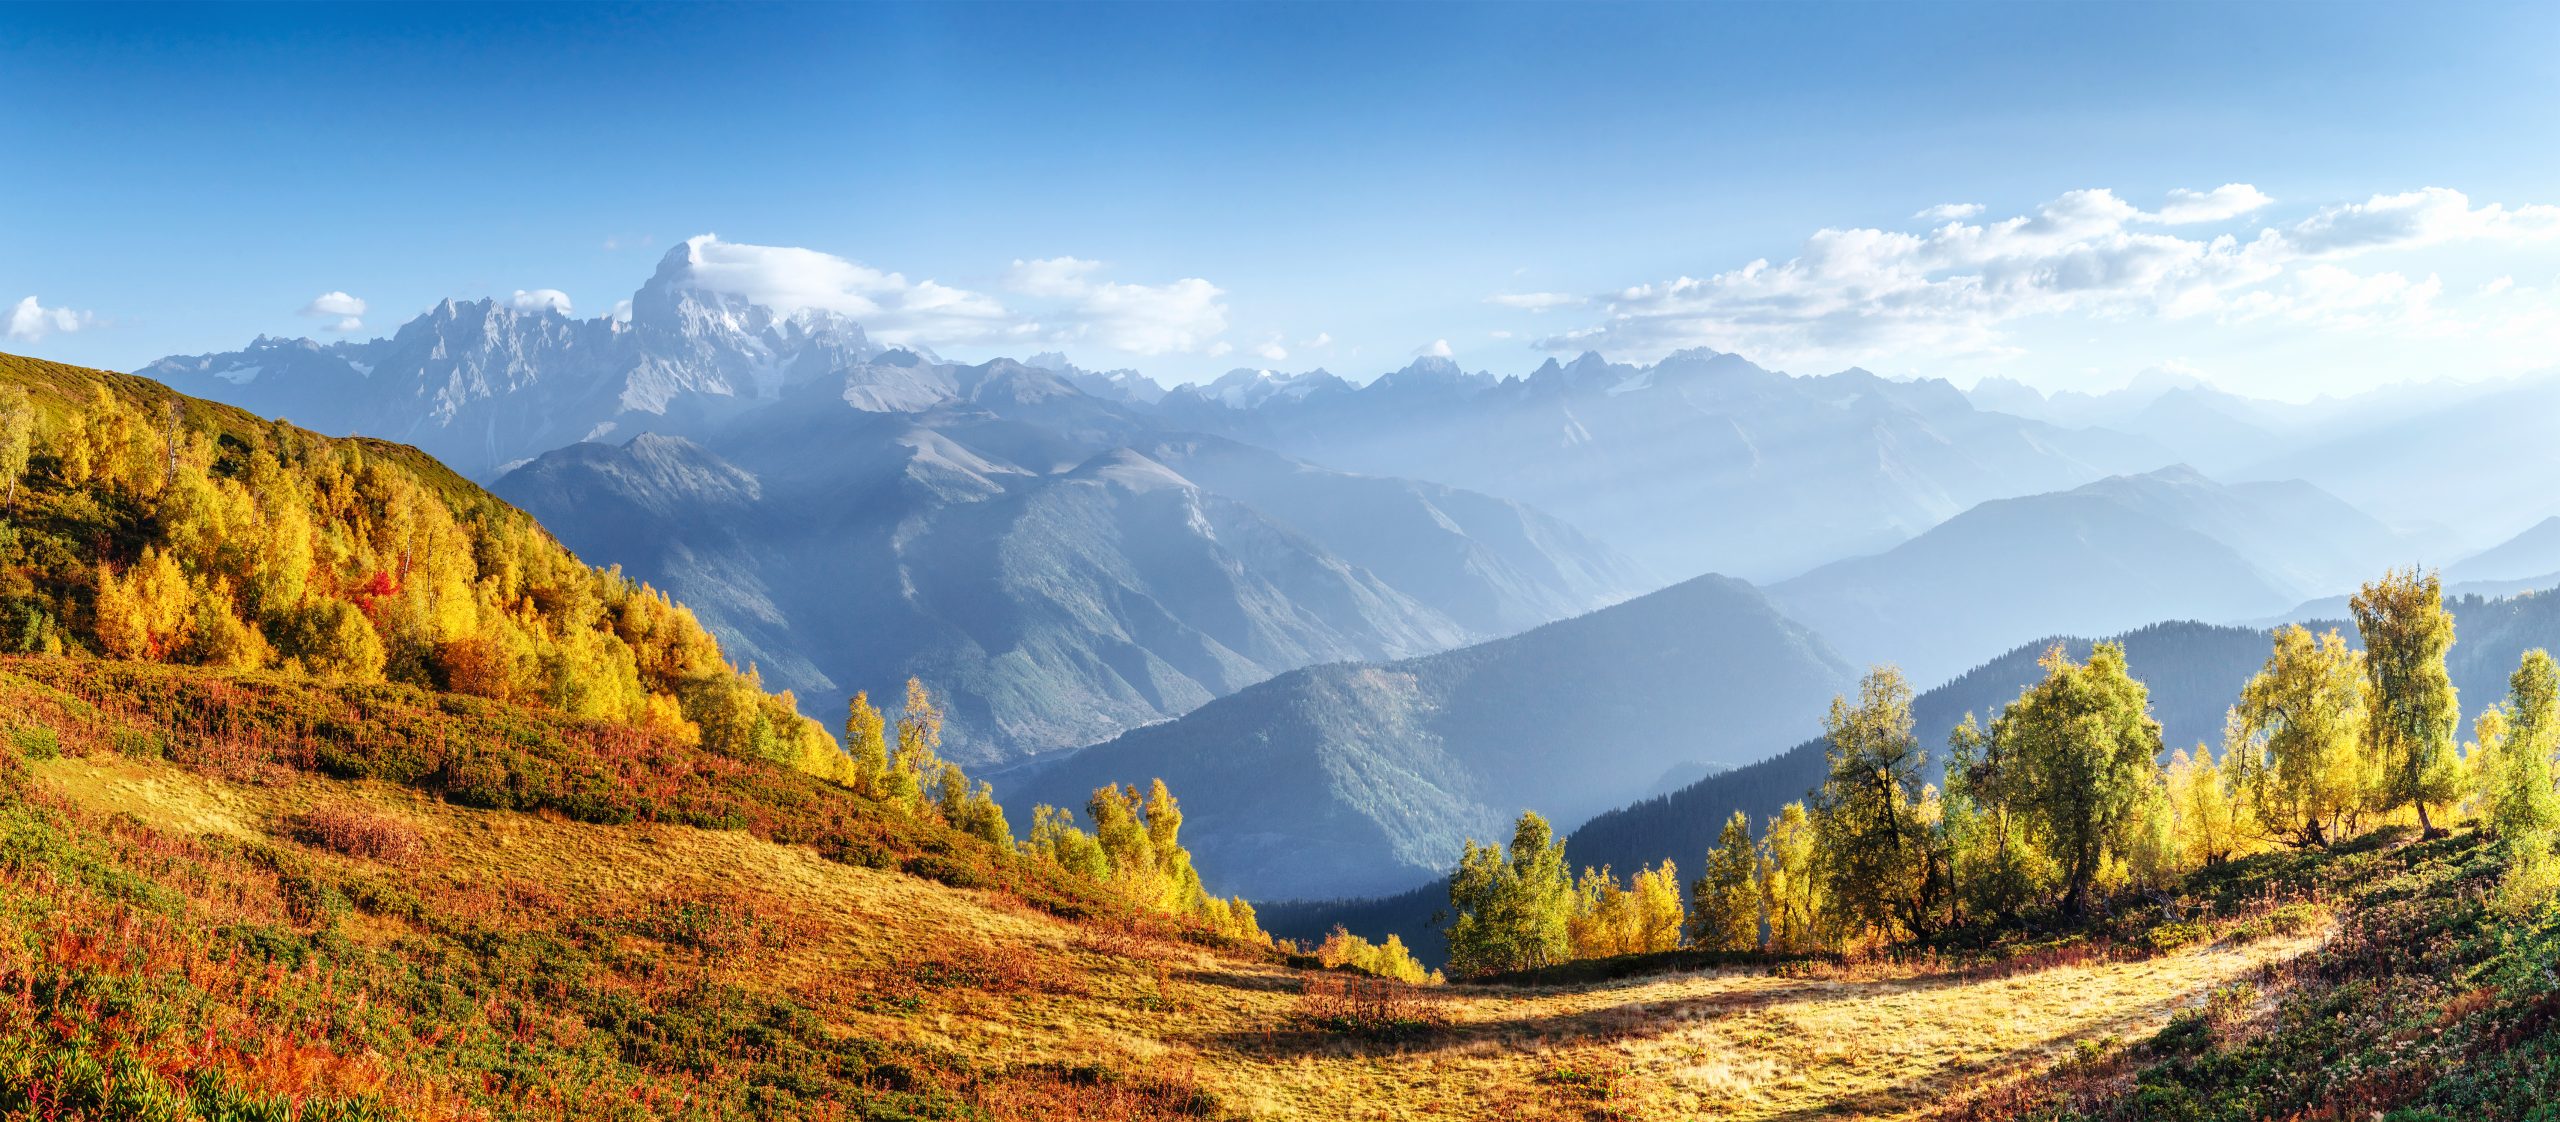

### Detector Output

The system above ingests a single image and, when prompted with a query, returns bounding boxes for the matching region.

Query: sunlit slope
[1,658,2334,1122]
[0,350,836,774]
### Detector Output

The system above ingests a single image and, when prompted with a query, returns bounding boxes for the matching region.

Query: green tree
[1688,810,1761,951]
[1446,810,1575,977]
[2352,569,2463,836]
[1945,712,2045,924]
[1811,667,1945,939]
[1990,643,2165,917]
[1023,804,1110,881]
[2483,649,2560,845]
[2228,625,2372,847]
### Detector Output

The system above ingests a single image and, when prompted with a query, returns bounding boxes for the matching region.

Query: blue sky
[6,1,2560,398]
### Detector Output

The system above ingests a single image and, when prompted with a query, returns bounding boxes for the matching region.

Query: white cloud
[1206,341,1233,357]
[675,234,1016,347]
[2225,264,2451,334]
[655,236,1238,357]
[2482,275,2516,296]
[1487,291,1588,312]
[6,296,97,342]
[610,298,634,323]
[1416,339,1454,358]
[2284,187,2560,256]
[1253,334,1289,361]
[1298,331,1333,349]
[1489,329,1515,340]
[303,291,364,317]
[511,288,573,315]
[299,291,366,333]
[1003,256,1229,355]
[2149,184,2274,224]
[1539,184,2560,370]
[1914,203,1985,222]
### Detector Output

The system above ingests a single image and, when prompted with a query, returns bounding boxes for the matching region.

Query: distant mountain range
[1767,465,2412,686]
[143,244,888,478]
[1158,350,2174,581]
[495,371,1646,763]
[2449,516,2560,584]
[999,573,1853,900]
[137,253,2532,845]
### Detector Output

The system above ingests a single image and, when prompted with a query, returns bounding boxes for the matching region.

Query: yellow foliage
[4,363,841,780]
[1316,926,1439,985]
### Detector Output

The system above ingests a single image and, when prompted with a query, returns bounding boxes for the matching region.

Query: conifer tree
[2353,569,2463,836]
[1689,810,1762,951]
[2228,625,2372,847]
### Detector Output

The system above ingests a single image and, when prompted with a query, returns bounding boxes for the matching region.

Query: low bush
[281,802,424,863]
[1293,973,1450,1041]
[7,725,54,761]
[2139,920,2208,953]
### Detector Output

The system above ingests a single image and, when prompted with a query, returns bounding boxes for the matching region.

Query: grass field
[38,655,2560,1120]
[17,738,2325,1121]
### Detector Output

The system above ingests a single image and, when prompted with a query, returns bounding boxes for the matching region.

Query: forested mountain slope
[1004,574,1854,900]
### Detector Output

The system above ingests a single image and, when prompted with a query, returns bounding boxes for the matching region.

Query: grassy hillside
[0,655,2387,1121]
[1936,827,2560,1121]
[0,657,1244,1120]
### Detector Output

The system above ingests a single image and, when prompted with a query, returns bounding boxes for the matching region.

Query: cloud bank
[1527,185,2560,373]
[6,296,96,342]
[666,236,1230,357]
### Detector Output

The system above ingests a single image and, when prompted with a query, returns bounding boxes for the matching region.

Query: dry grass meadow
[30,751,2325,1121]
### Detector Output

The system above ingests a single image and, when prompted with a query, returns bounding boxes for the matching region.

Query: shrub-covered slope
[0,351,835,774]
[0,656,2365,1122]
[0,657,1265,1121]
[1938,828,2560,1121]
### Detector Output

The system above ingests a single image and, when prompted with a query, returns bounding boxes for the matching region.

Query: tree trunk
[2416,799,2438,838]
